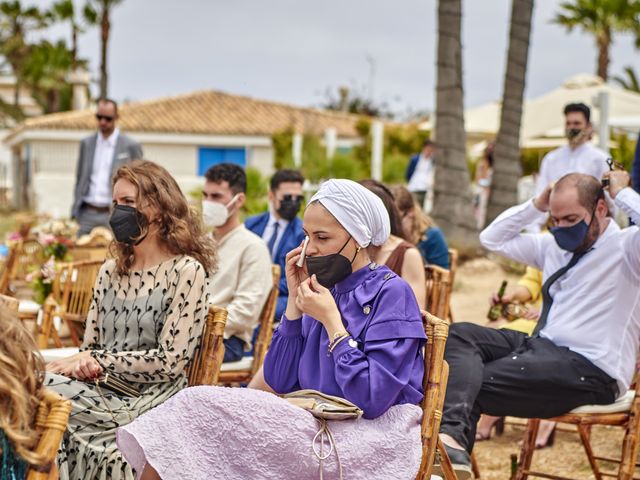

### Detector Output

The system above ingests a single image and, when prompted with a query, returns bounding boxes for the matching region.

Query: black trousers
[440,323,619,452]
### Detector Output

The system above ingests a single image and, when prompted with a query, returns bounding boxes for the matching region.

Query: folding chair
[218,265,280,384]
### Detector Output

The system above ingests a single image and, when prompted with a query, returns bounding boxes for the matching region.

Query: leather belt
[83,202,111,213]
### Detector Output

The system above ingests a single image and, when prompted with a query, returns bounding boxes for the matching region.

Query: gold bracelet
[328,332,350,355]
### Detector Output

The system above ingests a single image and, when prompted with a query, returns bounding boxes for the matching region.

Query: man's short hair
[553,173,604,211]
[204,163,247,194]
[422,139,435,148]
[563,103,590,123]
[97,97,118,115]
[270,169,304,192]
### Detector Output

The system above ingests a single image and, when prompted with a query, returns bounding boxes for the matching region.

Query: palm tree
[613,66,640,92]
[85,0,123,98]
[430,0,479,252]
[485,0,535,226]
[50,0,95,69]
[0,0,48,107]
[552,0,640,81]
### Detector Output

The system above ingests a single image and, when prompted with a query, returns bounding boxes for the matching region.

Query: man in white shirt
[72,98,143,234]
[202,163,273,363]
[405,140,435,211]
[438,170,640,478]
[535,103,609,197]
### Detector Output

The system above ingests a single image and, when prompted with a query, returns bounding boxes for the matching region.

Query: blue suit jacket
[245,212,305,319]
[405,154,420,182]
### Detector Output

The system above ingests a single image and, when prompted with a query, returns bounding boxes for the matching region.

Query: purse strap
[312,418,343,480]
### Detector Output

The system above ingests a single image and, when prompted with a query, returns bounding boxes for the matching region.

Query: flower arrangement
[38,233,73,261]
[26,256,56,305]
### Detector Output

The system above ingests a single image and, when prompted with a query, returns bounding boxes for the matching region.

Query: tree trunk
[431,0,479,253]
[596,30,610,81]
[72,24,78,68]
[485,0,534,226]
[99,5,110,98]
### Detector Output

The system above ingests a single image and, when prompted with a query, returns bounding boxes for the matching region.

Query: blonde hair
[391,185,435,244]
[110,160,217,276]
[0,305,46,466]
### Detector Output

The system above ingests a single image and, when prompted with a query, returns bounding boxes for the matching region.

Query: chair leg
[514,419,540,480]
[471,451,481,478]
[437,437,459,480]
[576,424,603,480]
[619,405,640,480]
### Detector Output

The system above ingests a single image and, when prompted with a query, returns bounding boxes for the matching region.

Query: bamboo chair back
[14,239,45,281]
[425,265,452,320]
[0,241,20,295]
[447,248,458,286]
[416,312,451,479]
[188,305,228,386]
[218,264,281,384]
[26,389,72,480]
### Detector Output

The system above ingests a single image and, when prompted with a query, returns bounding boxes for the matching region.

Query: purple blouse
[264,263,426,419]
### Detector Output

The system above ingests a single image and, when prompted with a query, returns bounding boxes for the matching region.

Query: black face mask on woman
[109,205,149,245]
[306,236,358,289]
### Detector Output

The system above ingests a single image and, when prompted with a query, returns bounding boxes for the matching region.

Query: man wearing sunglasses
[71,98,143,234]
[246,169,305,320]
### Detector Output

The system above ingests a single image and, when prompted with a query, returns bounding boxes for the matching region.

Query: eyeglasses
[95,114,114,122]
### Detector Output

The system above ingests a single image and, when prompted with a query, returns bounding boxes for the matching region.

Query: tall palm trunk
[596,30,610,81]
[485,0,534,225]
[431,0,479,253]
[99,7,110,98]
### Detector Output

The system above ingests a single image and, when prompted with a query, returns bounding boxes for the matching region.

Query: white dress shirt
[408,155,435,193]
[85,129,119,206]
[535,143,609,196]
[261,213,289,258]
[480,187,640,394]
[208,225,273,349]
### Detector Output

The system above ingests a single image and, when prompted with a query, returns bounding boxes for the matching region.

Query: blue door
[197,147,246,176]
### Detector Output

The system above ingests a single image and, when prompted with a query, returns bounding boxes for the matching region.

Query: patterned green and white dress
[45,255,209,480]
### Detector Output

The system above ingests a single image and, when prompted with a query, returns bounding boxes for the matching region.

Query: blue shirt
[417,226,449,268]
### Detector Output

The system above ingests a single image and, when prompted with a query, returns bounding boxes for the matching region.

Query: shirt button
[348,339,358,348]
[512,356,518,360]
[383,273,393,280]
[363,306,371,314]
[580,377,585,381]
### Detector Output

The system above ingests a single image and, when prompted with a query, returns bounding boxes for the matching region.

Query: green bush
[383,153,409,184]
[244,167,269,216]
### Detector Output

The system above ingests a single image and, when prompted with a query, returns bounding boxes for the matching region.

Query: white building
[3,89,364,216]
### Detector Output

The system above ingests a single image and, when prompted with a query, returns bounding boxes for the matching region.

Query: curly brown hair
[0,305,46,466]
[391,184,435,245]
[110,160,217,276]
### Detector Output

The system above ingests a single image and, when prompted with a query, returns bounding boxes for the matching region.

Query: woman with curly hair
[46,160,216,480]
[0,305,47,479]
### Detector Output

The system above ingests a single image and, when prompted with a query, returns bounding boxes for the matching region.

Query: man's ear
[236,192,247,208]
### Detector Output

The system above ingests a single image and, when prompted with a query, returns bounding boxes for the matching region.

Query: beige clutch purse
[283,389,363,421]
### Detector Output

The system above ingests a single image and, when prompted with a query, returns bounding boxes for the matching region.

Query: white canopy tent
[421,74,640,153]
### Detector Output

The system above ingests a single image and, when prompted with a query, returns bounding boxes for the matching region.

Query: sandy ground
[448,258,630,479]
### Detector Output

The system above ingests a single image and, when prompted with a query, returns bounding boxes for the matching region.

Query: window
[197,147,246,176]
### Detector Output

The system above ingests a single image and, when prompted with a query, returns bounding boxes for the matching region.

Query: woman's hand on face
[295,275,343,334]
[285,244,308,296]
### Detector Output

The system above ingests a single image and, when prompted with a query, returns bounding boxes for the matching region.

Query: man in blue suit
[246,169,306,320]
[405,139,435,209]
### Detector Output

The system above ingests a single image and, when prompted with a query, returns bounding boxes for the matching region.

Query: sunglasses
[95,114,114,122]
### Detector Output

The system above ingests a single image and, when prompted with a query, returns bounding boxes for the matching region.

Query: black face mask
[277,196,302,221]
[306,237,357,289]
[109,205,148,245]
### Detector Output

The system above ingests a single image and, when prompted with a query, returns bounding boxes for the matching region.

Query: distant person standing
[71,98,143,235]
[405,140,435,211]
[245,169,305,320]
[535,103,609,196]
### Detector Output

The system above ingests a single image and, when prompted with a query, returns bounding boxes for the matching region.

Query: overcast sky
[34,0,640,114]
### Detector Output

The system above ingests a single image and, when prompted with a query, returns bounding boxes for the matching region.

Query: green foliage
[300,134,330,182]
[611,133,637,171]
[271,127,294,170]
[613,65,640,92]
[382,153,409,184]
[244,167,269,216]
[330,153,367,180]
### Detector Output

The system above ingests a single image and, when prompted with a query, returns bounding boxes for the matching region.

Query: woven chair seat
[41,347,79,363]
[569,390,634,415]
[220,356,254,372]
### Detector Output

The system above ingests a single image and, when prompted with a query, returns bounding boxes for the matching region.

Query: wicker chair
[37,260,103,349]
[0,241,20,295]
[26,389,72,480]
[218,265,281,384]
[447,248,459,322]
[188,305,228,386]
[515,387,640,480]
[425,265,453,321]
[0,292,19,311]
[416,312,458,479]
[14,239,45,282]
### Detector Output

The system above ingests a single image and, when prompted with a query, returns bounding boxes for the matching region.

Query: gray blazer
[71,132,143,218]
